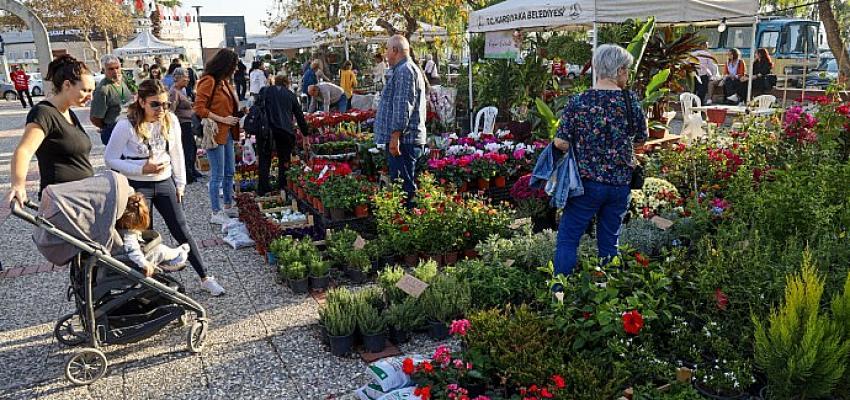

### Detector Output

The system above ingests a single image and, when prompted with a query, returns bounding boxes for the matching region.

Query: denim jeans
[554,180,631,276]
[207,135,235,212]
[387,143,424,205]
[335,95,349,113]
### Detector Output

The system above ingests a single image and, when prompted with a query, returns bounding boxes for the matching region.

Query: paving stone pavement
[0,100,444,399]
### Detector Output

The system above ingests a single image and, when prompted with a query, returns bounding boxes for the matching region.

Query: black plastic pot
[309,274,330,290]
[389,326,410,344]
[288,277,309,294]
[347,268,367,284]
[318,324,329,345]
[330,208,347,221]
[362,332,387,353]
[427,320,449,340]
[694,381,749,400]
[328,333,354,356]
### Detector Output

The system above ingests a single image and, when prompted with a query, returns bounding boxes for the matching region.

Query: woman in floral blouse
[552,44,647,277]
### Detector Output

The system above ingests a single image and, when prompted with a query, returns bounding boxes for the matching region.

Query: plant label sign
[509,218,530,230]
[353,235,367,250]
[651,216,674,230]
[396,274,429,298]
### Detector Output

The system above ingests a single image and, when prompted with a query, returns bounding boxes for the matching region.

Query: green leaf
[626,17,656,77]
[645,69,671,97]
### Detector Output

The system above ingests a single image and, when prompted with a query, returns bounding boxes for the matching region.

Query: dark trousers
[179,122,199,183]
[100,123,117,146]
[696,74,710,104]
[17,89,32,108]
[257,128,295,196]
[387,143,424,206]
[127,179,208,279]
[723,77,747,103]
[235,80,247,101]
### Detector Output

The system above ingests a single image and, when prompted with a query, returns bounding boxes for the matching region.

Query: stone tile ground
[0,100,443,399]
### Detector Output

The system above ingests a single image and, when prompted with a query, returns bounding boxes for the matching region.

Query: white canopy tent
[464,0,761,131]
[267,21,318,50]
[114,28,186,58]
[316,19,448,59]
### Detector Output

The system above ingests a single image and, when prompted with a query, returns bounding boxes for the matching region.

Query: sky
[191,0,279,36]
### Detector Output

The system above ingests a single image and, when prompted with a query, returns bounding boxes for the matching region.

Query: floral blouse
[555,89,647,186]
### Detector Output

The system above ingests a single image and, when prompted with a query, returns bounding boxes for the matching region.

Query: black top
[262,86,309,136]
[753,59,772,76]
[27,101,94,192]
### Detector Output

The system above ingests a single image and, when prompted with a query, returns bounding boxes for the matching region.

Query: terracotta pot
[354,204,369,218]
[477,178,490,190]
[312,197,322,210]
[492,176,506,188]
[443,251,459,265]
[649,128,666,139]
[705,108,728,124]
[464,248,478,259]
[403,254,418,268]
[427,253,444,266]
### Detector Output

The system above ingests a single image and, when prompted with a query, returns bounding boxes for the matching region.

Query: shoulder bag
[622,89,644,190]
[192,79,219,138]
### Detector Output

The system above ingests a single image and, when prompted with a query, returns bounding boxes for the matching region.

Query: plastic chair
[751,95,777,116]
[473,106,498,135]
[679,93,707,142]
[679,92,702,121]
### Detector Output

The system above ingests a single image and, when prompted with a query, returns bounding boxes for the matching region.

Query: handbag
[192,79,219,138]
[622,89,645,190]
[200,118,219,150]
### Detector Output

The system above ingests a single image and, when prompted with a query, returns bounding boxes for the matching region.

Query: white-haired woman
[169,68,202,184]
[552,44,647,277]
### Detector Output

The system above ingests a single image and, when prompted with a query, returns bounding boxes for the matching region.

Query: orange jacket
[193,75,239,144]
[724,59,746,78]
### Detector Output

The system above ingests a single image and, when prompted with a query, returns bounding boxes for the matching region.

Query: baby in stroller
[116,192,190,277]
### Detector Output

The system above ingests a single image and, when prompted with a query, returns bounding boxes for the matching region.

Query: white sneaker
[726,94,740,103]
[210,211,231,225]
[705,99,713,105]
[201,276,225,296]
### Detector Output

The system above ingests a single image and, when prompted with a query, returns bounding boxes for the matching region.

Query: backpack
[244,87,270,138]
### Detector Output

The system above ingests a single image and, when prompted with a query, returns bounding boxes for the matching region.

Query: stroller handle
[10,200,41,226]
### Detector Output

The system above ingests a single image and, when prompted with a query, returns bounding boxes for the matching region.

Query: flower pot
[362,332,387,353]
[443,251,459,265]
[288,277,309,294]
[389,326,410,345]
[346,268,367,284]
[427,320,449,340]
[318,324,329,345]
[427,253,444,266]
[328,333,355,356]
[492,176,506,188]
[706,108,728,124]
[330,207,347,221]
[354,204,369,218]
[266,252,277,265]
[694,381,749,400]
[477,178,490,190]
[309,274,330,290]
[403,254,418,268]
[312,197,322,210]
[649,127,667,139]
[463,248,479,259]
[459,182,468,193]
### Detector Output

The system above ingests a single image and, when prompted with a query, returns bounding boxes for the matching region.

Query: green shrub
[324,302,356,337]
[279,261,307,280]
[357,304,386,335]
[308,255,329,277]
[385,298,425,331]
[413,260,438,283]
[355,286,385,311]
[347,249,371,273]
[327,228,359,267]
[420,275,470,323]
[559,356,626,400]
[448,259,548,311]
[378,265,406,305]
[475,228,556,270]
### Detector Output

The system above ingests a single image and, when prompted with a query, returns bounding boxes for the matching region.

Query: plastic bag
[222,221,254,249]
[355,383,387,400]
[367,356,425,393]
[377,387,419,400]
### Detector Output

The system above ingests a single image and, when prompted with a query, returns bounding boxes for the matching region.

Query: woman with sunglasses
[104,79,225,296]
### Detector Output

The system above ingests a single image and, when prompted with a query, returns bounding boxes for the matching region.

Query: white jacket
[104,113,186,192]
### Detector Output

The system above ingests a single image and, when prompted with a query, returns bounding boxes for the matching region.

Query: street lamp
[193,5,205,65]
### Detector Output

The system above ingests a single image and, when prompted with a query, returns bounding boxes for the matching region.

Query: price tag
[353,235,367,250]
[396,274,429,298]
[650,216,674,231]
[509,218,531,230]
[504,259,515,268]
[317,165,330,180]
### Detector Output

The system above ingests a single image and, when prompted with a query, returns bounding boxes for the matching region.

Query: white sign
[485,31,520,60]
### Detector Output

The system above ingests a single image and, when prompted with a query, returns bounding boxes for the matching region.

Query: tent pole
[467,30,474,134]
[345,38,350,61]
[592,22,598,85]
[747,15,758,103]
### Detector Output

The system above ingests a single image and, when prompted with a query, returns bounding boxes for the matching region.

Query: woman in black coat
[256,75,310,196]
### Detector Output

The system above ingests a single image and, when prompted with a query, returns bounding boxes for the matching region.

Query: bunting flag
[134,0,144,12]
[185,13,191,26]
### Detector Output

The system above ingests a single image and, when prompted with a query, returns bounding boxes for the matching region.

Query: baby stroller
[10,171,208,386]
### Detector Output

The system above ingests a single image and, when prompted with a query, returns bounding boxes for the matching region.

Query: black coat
[261,86,309,136]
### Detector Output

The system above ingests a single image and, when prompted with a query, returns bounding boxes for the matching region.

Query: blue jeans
[207,135,235,212]
[335,95,349,113]
[387,143,424,205]
[554,180,631,276]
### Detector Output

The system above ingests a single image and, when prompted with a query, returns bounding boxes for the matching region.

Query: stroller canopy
[34,171,132,265]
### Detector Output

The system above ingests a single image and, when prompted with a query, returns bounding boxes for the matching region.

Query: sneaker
[726,94,740,103]
[201,276,225,296]
[210,210,231,225]
[705,99,713,105]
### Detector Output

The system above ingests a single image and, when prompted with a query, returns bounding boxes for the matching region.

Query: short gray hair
[593,44,633,81]
[387,35,410,54]
[101,54,120,69]
[172,67,187,79]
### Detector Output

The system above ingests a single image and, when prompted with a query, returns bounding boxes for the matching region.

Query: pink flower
[449,319,471,336]
[513,148,527,160]
[453,359,464,369]
[433,345,451,364]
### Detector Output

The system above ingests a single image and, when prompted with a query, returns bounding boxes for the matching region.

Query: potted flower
[346,249,371,284]
[308,255,330,290]
[510,174,556,232]
[357,304,387,353]
[280,261,309,294]
[470,157,497,190]
[419,276,470,340]
[385,298,424,344]
[325,302,356,356]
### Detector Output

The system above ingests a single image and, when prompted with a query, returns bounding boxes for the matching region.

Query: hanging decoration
[185,13,192,26]
[135,0,144,12]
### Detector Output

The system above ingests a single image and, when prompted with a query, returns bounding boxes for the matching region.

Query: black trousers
[235,80,247,101]
[257,128,295,196]
[696,74,710,104]
[17,89,32,108]
[722,77,747,103]
[179,122,198,183]
[127,179,208,279]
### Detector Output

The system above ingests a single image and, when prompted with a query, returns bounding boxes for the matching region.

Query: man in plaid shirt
[374,35,428,205]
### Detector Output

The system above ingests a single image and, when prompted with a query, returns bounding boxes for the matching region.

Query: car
[28,72,44,96]
[1,82,18,101]
[805,57,839,89]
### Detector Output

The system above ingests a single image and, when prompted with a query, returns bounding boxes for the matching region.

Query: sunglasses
[148,100,171,110]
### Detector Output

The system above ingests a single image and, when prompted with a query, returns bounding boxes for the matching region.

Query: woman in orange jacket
[722,48,747,104]
[192,49,243,225]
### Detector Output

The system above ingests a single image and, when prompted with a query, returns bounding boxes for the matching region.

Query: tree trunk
[404,14,418,62]
[820,1,850,79]
[104,29,113,54]
[83,32,101,70]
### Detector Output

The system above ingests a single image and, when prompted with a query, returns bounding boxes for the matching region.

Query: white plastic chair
[679,92,707,142]
[751,95,777,116]
[473,106,498,135]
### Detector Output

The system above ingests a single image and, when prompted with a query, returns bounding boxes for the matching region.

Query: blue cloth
[387,143,424,206]
[374,58,427,145]
[335,94,349,113]
[530,143,584,209]
[301,68,317,96]
[554,180,631,276]
[207,135,235,212]
[556,89,647,186]
[163,75,174,89]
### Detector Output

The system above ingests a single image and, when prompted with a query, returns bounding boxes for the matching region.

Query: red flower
[421,361,434,373]
[635,252,650,268]
[401,225,410,232]
[540,388,554,398]
[552,374,566,389]
[414,385,432,400]
[622,310,644,335]
[402,358,415,375]
[715,288,729,311]
[582,311,592,320]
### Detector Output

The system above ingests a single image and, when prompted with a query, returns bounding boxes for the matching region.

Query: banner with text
[484,31,520,60]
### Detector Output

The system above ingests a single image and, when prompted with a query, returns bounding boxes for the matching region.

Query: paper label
[395,274,429,298]
[504,259,515,268]
[509,218,531,230]
[317,165,330,180]
[353,235,367,250]
[651,216,674,230]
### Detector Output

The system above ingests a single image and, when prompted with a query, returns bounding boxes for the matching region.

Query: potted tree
[325,302,356,356]
[308,255,330,290]
[357,305,387,353]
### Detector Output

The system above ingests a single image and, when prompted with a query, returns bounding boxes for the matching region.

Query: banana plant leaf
[534,97,560,140]
[626,17,656,78]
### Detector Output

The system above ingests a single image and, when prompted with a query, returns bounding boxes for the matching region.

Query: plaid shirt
[374,58,427,145]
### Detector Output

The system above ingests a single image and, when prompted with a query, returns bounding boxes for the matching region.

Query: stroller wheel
[54,313,86,347]
[64,348,108,385]
[187,321,208,353]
